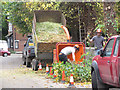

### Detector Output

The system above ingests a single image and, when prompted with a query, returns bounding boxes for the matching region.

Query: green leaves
[2,2,119,37]
[51,55,92,83]
[2,2,33,35]
[2,2,62,35]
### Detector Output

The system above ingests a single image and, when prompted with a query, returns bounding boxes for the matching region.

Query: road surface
[0,54,92,89]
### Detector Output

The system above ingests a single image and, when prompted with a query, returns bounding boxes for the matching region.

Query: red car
[0,49,11,57]
[91,35,120,90]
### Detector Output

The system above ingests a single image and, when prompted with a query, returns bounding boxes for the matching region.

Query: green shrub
[48,52,92,83]
[9,50,16,54]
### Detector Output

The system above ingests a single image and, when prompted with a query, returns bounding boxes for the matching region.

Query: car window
[29,39,33,43]
[0,48,2,50]
[114,38,120,56]
[103,39,114,57]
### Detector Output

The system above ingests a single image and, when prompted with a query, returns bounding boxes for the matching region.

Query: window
[103,39,114,57]
[8,38,10,48]
[11,37,13,48]
[8,22,12,32]
[15,40,19,49]
[114,38,120,56]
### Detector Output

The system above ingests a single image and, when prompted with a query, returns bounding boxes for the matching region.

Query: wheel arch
[91,60,103,83]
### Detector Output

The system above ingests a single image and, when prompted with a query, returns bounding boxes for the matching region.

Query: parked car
[91,35,120,90]
[0,40,8,51]
[22,35,35,67]
[0,48,11,57]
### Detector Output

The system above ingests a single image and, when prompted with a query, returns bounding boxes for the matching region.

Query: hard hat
[74,45,79,48]
[74,45,79,51]
[96,29,102,33]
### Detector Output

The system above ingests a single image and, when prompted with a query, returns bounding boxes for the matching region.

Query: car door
[98,38,115,83]
[111,37,120,84]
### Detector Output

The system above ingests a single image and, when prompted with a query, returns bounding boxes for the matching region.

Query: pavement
[0,54,91,89]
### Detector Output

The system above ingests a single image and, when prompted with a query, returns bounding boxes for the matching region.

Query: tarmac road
[0,54,119,90]
[0,54,23,69]
[0,54,91,89]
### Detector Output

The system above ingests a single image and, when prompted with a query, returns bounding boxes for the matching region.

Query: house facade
[6,22,28,52]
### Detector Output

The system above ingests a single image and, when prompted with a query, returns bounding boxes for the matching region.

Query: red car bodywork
[0,50,11,56]
[92,35,120,87]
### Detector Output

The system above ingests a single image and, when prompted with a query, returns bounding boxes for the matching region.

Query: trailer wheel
[34,59,38,71]
[26,57,31,67]
[31,59,35,70]
[32,59,35,70]
[22,56,26,65]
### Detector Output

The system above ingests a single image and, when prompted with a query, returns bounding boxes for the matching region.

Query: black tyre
[92,71,98,90]
[3,53,8,57]
[26,57,31,67]
[92,71,109,90]
[22,56,26,65]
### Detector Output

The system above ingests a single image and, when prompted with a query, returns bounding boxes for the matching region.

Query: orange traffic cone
[46,64,49,74]
[61,71,66,83]
[53,74,57,79]
[38,63,42,70]
[68,74,76,88]
[49,67,53,75]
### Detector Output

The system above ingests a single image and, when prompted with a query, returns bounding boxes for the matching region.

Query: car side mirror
[99,49,104,57]
[24,43,26,47]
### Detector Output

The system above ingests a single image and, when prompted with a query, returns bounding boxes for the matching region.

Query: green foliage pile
[48,53,92,83]
[36,22,67,42]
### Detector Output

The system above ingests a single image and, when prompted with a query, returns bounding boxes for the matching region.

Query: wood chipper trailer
[31,10,85,71]
[53,26,85,64]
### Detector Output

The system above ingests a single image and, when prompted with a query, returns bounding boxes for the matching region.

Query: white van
[0,40,8,51]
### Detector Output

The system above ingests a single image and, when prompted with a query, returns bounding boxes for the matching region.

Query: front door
[98,38,115,83]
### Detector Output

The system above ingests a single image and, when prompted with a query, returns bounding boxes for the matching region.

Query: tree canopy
[2,2,119,40]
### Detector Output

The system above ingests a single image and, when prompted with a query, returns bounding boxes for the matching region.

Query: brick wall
[12,26,28,52]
